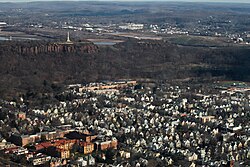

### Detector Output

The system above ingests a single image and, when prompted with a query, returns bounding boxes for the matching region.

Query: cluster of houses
[0,80,249,166]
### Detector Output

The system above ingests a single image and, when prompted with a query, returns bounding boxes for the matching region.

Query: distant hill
[0,39,249,98]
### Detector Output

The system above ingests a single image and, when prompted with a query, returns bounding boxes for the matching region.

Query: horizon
[1,0,250,4]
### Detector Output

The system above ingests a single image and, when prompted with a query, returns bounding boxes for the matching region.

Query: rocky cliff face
[14,42,99,55]
[18,43,98,55]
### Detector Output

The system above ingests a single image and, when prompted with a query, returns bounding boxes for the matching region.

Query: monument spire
[67,31,71,43]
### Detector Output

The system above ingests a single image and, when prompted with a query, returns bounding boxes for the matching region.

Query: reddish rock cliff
[17,42,98,55]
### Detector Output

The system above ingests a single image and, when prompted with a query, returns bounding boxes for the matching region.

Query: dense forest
[0,39,250,98]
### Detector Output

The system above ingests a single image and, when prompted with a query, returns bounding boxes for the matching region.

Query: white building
[119,23,144,30]
[0,22,7,25]
[0,22,7,28]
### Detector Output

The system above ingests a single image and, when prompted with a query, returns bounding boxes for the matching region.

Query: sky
[0,0,249,3]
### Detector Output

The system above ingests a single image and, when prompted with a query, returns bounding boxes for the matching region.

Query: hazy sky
[1,0,250,2]
[1,0,250,3]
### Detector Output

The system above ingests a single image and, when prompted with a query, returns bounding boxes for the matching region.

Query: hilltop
[0,39,249,98]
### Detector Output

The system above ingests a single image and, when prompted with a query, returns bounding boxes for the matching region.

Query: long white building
[0,22,7,27]
[119,23,144,30]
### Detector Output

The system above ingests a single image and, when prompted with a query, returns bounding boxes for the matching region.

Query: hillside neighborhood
[0,80,249,166]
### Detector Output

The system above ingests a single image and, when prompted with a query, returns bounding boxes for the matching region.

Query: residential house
[28,153,51,166]
[120,150,131,159]
[95,138,118,151]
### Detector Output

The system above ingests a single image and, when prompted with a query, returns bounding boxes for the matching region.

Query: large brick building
[64,131,97,143]
[9,134,41,146]
[34,139,78,159]
[95,139,118,151]
[80,142,95,154]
